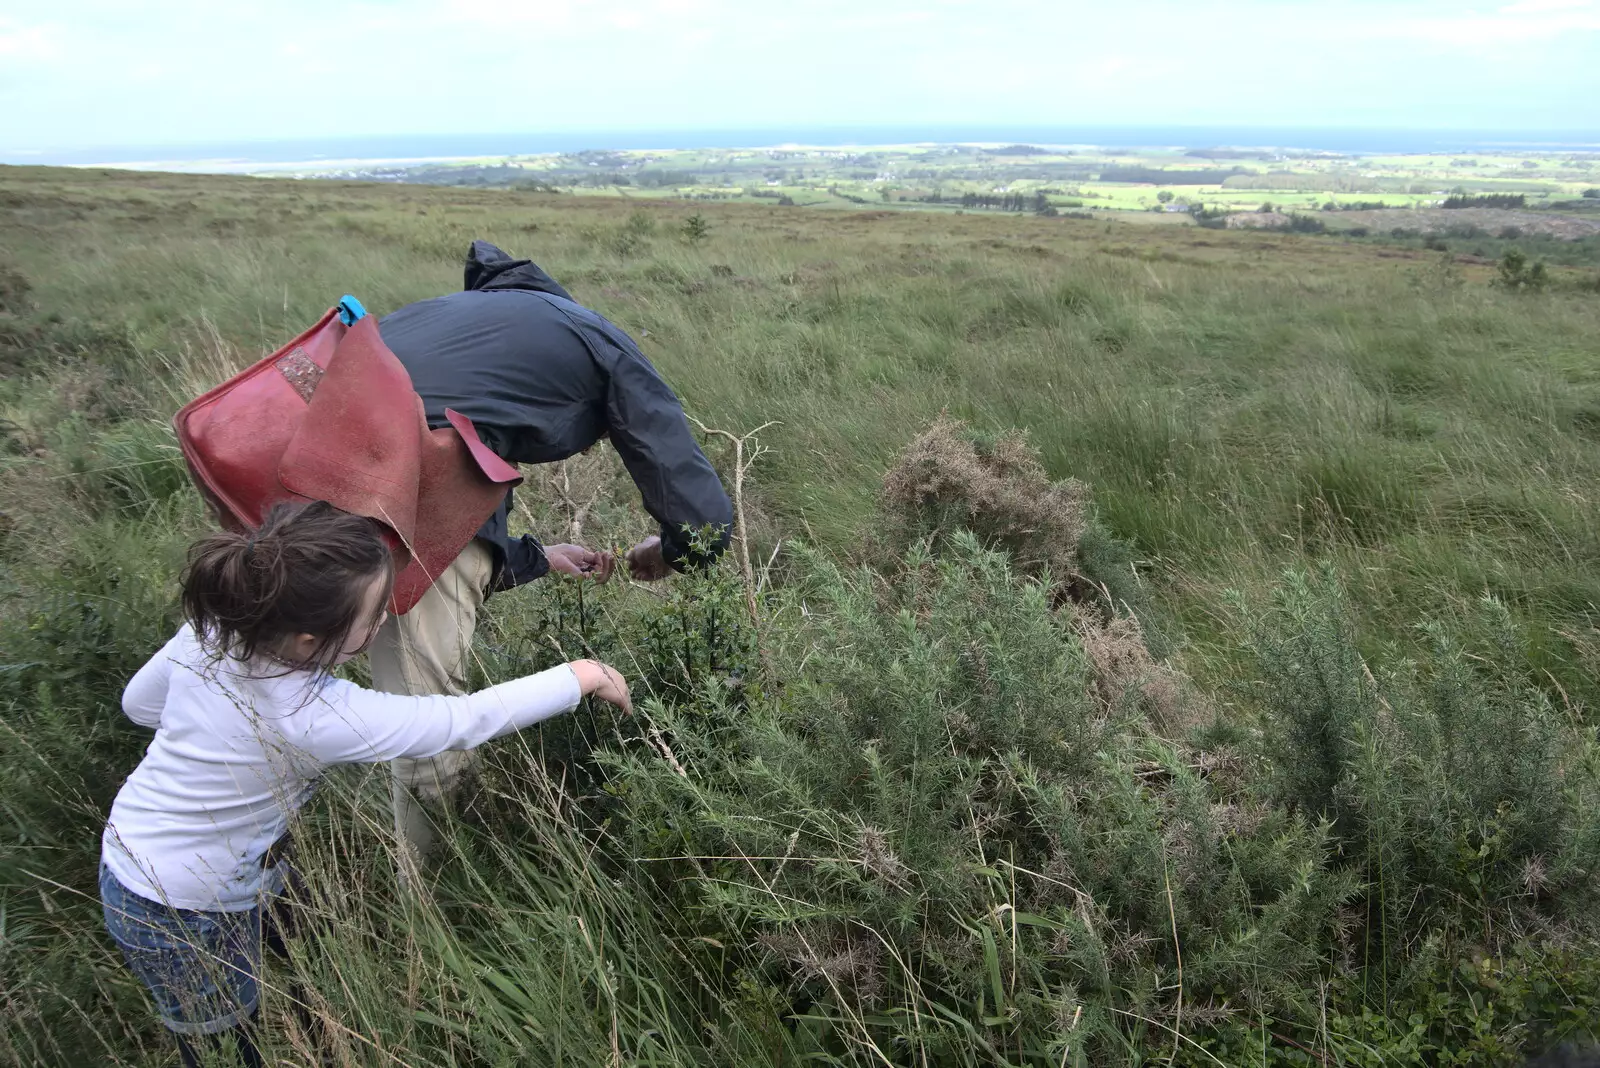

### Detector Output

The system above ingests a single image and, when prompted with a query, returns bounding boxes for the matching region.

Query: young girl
[99,500,631,1067]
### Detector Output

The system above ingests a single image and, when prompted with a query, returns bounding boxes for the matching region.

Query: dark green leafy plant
[1495,248,1550,292]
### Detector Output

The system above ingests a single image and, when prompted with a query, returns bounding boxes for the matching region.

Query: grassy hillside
[2,165,1599,1066]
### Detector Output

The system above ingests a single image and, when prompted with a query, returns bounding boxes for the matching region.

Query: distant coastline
[7,125,1600,171]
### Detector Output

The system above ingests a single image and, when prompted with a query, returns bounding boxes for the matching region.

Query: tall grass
[5,166,1596,703]
[2,165,1599,1065]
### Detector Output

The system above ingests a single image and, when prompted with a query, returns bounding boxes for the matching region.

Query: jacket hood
[462,240,574,301]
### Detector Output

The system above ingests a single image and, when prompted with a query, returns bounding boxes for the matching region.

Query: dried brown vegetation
[882,416,1087,581]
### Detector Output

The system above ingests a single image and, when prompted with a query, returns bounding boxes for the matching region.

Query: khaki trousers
[368,540,494,878]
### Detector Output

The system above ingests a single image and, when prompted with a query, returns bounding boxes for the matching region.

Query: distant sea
[6,125,1600,169]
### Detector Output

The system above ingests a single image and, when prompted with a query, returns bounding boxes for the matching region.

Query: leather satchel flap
[278,315,422,544]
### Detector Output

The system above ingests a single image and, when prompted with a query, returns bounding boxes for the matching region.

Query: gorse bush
[1243,571,1600,958]
[492,520,1600,1065]
[1495,248,1550,292]
[881,416,1169,663]
[464,427,1600,1063]
[596,535,1359,1065]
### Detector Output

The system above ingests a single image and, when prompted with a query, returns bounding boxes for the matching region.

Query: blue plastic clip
[337,295,367,325]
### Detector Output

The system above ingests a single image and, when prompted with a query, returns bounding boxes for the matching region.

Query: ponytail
[182,500,395,673]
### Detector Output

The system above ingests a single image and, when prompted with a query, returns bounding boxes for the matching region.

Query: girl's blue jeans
[99,863,285,1036]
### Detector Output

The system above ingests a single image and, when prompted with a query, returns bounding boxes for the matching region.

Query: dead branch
[687,416,778,666]
[549,457,609,542]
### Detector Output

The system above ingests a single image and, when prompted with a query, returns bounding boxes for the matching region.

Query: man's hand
[544,543,615,583]
[625,535,672,581]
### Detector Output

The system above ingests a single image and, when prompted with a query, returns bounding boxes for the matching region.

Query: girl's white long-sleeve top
[101,624,581,912]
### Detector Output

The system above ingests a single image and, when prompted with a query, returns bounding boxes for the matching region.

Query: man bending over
[373,240,732,872]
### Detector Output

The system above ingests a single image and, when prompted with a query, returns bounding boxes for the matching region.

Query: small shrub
[606,229,648,258]
[1495,248,1550,292]
[642,262,690,288]
[879,419,1181,730]
[1241,569,1600,963]
[1411,251,1464,292]
[681,214,710,244]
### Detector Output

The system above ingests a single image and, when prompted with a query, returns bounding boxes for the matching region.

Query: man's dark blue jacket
[378,241,732,590]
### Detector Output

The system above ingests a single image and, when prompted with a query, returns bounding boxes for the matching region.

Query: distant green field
[266,142,1600,227]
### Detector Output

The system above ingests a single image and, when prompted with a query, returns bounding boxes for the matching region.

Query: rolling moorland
[2,163,1600,1066]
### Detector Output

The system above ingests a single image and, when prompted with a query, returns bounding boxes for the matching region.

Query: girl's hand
[571,659,632,714]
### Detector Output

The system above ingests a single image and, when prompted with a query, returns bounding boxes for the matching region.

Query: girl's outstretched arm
[308,659,631,765]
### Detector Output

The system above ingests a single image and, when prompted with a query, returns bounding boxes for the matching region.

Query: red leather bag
[173,299,521,614]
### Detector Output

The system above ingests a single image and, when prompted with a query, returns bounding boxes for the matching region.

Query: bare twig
[757,537,784,595]
[687,415,778,670]
[1269,1030,1335,1066]
[548,457,609,542]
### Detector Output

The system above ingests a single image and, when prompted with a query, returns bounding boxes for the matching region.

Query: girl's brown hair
[182,500,395,673]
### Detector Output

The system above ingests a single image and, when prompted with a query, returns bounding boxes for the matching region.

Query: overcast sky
[2,0,1597,152]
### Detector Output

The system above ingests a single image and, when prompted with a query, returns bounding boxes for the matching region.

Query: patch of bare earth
[1229,207,1600,239]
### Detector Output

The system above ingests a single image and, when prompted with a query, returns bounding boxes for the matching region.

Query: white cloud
[1378,9,1600,44]
[0,19,60,60]
[1499,0,1594,12]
